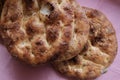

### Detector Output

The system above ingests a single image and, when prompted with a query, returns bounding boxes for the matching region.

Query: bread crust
[53,7,118,80]
[0,0,90,65]
[52,0,90,62]
[0,0,75,65]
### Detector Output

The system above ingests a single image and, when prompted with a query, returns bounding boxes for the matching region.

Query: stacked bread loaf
[0,0,118,80]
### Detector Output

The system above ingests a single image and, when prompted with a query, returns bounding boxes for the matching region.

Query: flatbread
[53,7,118,80]
[0,0,74,65]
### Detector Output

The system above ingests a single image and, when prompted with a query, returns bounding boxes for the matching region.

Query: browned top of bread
[52,0,90,62]
[53,7,118,80]
[0,0,76,65]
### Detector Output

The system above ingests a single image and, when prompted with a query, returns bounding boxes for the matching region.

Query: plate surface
[0,0,120,80]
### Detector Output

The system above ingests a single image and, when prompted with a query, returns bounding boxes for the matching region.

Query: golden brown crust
[53,7,118,80]
[0,0,75,65]
[0,0,90,65]
[52,0,90,62]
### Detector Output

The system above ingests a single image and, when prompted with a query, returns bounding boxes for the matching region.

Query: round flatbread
[53,7,118,80]
[53,0,90,62]
[0,0,75,65]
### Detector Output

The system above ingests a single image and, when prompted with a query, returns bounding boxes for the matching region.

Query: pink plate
[0,0,120,80]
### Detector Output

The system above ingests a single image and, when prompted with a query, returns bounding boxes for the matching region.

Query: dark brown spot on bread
[23,0,39,15]
[46,25,59,44]
[33,40,47,53]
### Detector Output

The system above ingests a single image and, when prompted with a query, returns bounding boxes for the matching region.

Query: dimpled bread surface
[53,7,118,80]
[52,0,90,62]
[0,0,90,65]
[0,0,75,65]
